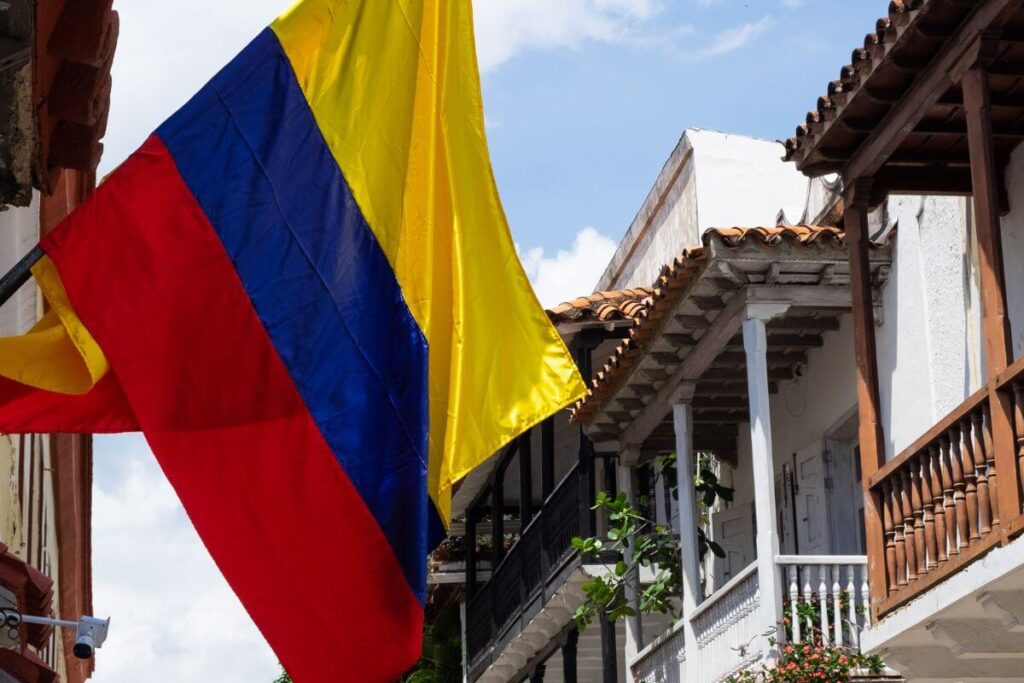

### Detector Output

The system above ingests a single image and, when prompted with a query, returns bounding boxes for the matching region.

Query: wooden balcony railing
[868,357,1024,616]
[465,463,587,669]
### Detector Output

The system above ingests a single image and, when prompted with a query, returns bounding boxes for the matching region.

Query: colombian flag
[0,1,586,680]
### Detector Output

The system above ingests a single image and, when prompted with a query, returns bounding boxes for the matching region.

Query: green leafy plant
[402,603,463,683]
[273,669,292,683]
[571,452,733,630]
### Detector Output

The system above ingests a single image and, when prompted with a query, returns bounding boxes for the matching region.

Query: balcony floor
[862,533,1024,682]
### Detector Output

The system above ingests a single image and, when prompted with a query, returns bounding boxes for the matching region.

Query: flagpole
[0,245,44,308]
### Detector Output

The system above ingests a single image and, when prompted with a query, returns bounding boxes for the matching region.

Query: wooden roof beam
[840,0,1023,185]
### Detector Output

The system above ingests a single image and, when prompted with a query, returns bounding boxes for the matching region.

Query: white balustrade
[631,620,686,683]
[629,555,872,683]
[689,562,762,682]
[776,556,869,651]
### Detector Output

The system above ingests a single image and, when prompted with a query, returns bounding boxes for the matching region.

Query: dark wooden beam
[767,317,841,332]
[715,350,808,366]
[838,0,1023,183]
[844,179,890,611]
[466,505,478,598]
[962,54,1022,521]
[541,418,555,499]
[519,431,533,523]
[601,616,618,683]
[562,627,579,683]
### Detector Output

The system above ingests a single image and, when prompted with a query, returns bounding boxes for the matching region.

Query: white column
[616,457,643,671]
[673,389,703,683]
[743,313,784,662]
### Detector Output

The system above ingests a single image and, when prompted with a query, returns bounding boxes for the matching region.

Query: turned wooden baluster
[960,418,981,542]
[918,452,937,570]
[939,436,959,555]
[1013,382,1024,513]
[909,456,928,573]
[982,404,1000,528]
[889,478,908,587]
[970,411,992,535]
[949,425,970,549]
[929,444,948,564]
[881,479,899,593]
[899,468,919,581]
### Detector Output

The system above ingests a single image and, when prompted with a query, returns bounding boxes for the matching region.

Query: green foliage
[402,603,463,683]
[571,452,733,631]
[273,669,292,683]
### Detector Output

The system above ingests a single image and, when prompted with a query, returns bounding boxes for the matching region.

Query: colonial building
[0,0,117,680]
[448,0,1024,677]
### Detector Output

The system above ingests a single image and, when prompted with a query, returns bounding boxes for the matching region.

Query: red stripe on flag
[42,136,423,682]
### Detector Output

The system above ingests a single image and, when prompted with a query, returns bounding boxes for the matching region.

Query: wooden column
[743,314,784,661]
[542,417,555,500]
[844,182,891,606]
[600,615,618,683]
[672,385,702,683]
[466,505,478,598]
[529,664,546,683]
[617,456,643,663]
[520,431,534,523]
[962,57,1022,522]
[562,628,579,683]
[492,475,505,569]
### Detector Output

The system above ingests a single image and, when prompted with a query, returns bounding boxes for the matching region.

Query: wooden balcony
[865,357,1024,618]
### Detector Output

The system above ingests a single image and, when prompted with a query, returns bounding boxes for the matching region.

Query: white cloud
[521,227,618,308]
[473,0,664,73]
[690,16,774,59]
[781,0,805,7]
[90,435,279,683]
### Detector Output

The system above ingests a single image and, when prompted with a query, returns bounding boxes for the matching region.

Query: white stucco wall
[999,143,1024,359]
[875,195,982,460]
[597,130,809,292]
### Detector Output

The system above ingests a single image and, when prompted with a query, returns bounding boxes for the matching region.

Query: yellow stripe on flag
[0,256,108,395]
[271,0,586,523]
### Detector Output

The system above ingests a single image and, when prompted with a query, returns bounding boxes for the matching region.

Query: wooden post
[520,431,534,524]
[844,181,890,606]
[600,615,618,683]
[466,505,478,598]
[492,472,505,569]
[743,313,784,661]
[542,417,555,500]
[562,628,579,683]
[617,457,644,664]
[962,57,1022,523]
[529,664,546,683]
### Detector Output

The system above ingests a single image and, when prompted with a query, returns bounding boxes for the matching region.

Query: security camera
[10,611,110,660]
[73,616,110,660]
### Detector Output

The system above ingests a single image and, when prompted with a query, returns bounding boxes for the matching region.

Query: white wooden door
[712,503,755,588]
[794,444,831,555]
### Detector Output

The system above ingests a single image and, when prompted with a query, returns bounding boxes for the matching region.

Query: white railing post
[846,566,859,649]
[743,312,786,661]
[787,565,801,644]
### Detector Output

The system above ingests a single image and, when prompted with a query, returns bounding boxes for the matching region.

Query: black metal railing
[466,463,587,666]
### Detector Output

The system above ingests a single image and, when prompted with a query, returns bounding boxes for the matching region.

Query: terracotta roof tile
[547,288,653,324]
[782,0,927,168]
[571,225,850,423]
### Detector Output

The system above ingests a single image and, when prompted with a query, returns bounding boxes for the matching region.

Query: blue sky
[89,1,887,680]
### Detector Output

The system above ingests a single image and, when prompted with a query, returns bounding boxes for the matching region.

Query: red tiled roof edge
[547,288,653,324]
[571,225,851,424]
[782,0,928,165]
